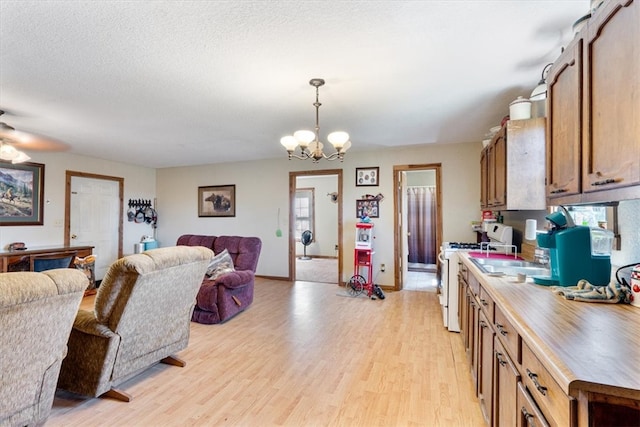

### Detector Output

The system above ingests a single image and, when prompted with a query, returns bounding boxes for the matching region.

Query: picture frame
[355,167,379,186]
[198,185,236,217]
[0,161,45,226]
[356,199,379,218]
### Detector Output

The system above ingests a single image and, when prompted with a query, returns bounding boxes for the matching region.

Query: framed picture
[356,167,379,186]
[0,161,45,226]
[198,185,236,217]
[356,199,379,218]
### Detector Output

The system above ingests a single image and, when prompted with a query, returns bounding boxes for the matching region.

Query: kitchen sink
[470,257,550,278]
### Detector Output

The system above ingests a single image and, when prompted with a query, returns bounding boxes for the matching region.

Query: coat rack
[127,199,158,228]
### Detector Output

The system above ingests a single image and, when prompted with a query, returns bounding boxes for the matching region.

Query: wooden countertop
[458,252,640,401]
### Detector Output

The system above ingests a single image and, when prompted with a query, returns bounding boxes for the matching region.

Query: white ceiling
[0,1,589,168]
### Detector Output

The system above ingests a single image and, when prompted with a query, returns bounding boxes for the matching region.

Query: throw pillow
[206,249,235,280]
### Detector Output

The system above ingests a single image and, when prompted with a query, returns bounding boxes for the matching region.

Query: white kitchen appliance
[438,223,513,332]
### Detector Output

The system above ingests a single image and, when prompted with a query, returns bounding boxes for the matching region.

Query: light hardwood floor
[47,278,484,426]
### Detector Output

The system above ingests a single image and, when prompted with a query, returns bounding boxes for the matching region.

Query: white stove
[438,223,513,332]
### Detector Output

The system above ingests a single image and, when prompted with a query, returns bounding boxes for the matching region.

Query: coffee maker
[533,207,613,287]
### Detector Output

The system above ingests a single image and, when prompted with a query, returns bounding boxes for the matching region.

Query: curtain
[407,186,437,264]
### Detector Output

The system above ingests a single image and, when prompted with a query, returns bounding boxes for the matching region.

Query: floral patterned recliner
[176,234,262,324]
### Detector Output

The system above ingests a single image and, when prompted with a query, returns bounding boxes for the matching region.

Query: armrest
[207,270,254,289]
[72,309,117,338]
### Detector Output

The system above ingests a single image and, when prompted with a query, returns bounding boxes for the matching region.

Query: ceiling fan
[0,109,69,163]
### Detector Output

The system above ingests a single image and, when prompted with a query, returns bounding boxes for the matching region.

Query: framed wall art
[356,199,379,218]
[0,161,45,226]
[355,167,379,186]
[198,185,236,217]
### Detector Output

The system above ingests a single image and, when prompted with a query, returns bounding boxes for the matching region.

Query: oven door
[437,250,449,327]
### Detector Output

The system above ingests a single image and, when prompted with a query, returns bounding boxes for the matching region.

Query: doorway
[288,170,343,283]
[393,164,442,291]
[65,171,123,281]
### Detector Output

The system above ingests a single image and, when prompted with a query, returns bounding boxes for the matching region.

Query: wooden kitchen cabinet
[494,338,521,427]
[547,0,640,204]
[480,118,545,210]
[478,309,495,425]
[480,148,489,207]
[582,0,640,193]
[458,252,640,427]
[546,35,583,201]
[517,382,549,427]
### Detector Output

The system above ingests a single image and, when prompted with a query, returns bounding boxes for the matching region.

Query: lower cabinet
[478,310,495,425]
[462,259,640,426]
[517,382,549,427]
[493,338,521,427]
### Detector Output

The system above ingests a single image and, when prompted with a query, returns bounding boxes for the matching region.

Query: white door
[70,176,120,281]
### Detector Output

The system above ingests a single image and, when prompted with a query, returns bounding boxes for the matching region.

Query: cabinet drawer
[495,305,521,364]
[478,286,494,321]
[522,342,575,427]
[517,382,549,427]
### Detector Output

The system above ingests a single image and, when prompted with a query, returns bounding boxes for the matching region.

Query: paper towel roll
[525,219,537,241]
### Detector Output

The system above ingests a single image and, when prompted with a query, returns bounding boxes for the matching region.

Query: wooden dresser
[0,245,94,272]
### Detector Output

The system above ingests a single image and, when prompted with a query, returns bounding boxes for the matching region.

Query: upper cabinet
[547,0,640,205]
[481,118,546,211]
[546,36,583,199]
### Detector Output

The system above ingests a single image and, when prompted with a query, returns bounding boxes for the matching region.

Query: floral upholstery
[176,234,262,324]
[0,269,88,426]
[56,245,212,400]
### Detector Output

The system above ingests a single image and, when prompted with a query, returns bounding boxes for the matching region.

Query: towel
[551,279,631,304]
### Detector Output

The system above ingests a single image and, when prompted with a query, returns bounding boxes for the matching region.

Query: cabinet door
[546,38,583,199]
[494,338,521,427]
[487,143,496,206]
[480,148,489,208]
[478,310,495,425]
[467,288,479,392]
[583,0,640,192]
[493,129,507,207]
[516,382,549,427]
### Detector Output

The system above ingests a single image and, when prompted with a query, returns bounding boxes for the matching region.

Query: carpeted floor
[296,257,338,283]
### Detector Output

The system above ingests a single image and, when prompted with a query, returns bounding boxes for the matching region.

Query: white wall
[0,152,156,256]
[156,141,481,285]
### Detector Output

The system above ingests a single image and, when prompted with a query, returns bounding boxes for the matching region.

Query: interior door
[67,173,123,281]
[396,170,409,290]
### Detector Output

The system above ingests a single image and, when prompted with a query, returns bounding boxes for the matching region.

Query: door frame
[64,170,124,260]
[393,164,443,291]
[288,169,343,283]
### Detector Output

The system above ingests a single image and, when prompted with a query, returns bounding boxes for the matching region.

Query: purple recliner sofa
[176,234,262,324]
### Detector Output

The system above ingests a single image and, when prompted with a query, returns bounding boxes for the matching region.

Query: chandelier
[280,78,351,162]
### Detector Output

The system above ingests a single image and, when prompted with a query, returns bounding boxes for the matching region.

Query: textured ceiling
[0,1,589,168]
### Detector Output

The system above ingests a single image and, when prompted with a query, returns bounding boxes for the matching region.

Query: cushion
[206,249,235,280]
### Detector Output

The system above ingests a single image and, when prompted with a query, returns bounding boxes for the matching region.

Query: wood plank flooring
[46,278,484,426]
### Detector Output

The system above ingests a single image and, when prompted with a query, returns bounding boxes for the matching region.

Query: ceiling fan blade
[0,127,69,152]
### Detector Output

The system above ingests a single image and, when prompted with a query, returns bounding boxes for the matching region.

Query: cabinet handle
[496,351,507,367]
[526,369,548,396]
[480,320,488,329]
[521,407,535,425]
[549,188,568,194]
[480,298,488,307]
[496,324,508,336]
[591,178,618,186]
